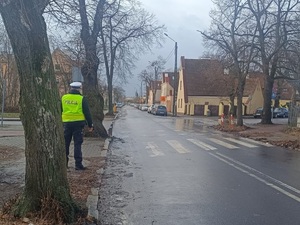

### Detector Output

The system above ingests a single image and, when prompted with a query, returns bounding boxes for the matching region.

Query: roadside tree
[0,0,76,222]
[246,0,299,124]
[99,0,165,115]
[201,0,255,126]
[139,56,166,104]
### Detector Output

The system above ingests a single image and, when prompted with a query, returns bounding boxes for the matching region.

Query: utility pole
[164,33,178,116]
[1,79,5,127]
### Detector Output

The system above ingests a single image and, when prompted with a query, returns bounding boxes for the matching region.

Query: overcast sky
[124,0,214,97]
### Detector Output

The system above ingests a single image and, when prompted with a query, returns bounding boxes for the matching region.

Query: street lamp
[164,33,178,116]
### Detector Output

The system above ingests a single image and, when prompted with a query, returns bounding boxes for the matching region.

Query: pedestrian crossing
[145,137,272,157]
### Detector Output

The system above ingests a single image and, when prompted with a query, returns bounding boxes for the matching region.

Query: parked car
[254,107,263,118]
[116,102,124,108]
[140,104,149,111]
[153,105,167,116]
[148,104,155,113]
[273,107,288,118]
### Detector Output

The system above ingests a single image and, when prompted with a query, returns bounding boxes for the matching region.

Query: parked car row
[253,107,288,118]
[130,103,168,116]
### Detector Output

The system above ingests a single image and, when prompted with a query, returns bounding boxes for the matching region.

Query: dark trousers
[64,124,84,167]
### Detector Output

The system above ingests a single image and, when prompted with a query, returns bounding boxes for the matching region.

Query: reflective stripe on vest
[62,94,85,122]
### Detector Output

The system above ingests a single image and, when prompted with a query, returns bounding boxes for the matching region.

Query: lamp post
[164,33,178,116]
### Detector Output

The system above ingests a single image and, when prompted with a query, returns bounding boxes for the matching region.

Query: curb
[86,138,111,220]
[86,116,116,221]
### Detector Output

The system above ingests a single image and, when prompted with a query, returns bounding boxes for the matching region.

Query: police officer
[61,82,93,170]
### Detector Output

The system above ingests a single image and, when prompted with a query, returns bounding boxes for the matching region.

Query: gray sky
[125,0,214,97]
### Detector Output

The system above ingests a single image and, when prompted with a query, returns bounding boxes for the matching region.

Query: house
[241,76,264,115]
[147,80,162,105]
[52,48,76,96]
[248,72,294,109]
[160,72,177,112]
[176,56,266,116]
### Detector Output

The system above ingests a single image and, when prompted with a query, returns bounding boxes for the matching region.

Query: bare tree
[138,56,166,104]
[246,0,299,124]
[201,0,256,126]
[99,0,165,115]
[202,0,300,125]
[113,85,125,103]
[78,0,109,137]
[0,0,76,222]
[46,0,108,137]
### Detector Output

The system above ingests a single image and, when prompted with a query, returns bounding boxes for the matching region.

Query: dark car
[273,107,288,118]
[254,107,263,118]
[153,105,167,116]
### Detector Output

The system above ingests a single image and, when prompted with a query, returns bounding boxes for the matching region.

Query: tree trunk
[79,0,108,138]
[229,94,235,116]
[81,44,108,138]
[236,78,245,126]
[0,1,76,222]
[107,76,114,115]
[261,75,274,124]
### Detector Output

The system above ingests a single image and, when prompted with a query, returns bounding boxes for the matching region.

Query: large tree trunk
[261,75,274,124]
[79,0,108,138]
[236,78,245,126]
[81,44,108,138]
[0,0,76,222]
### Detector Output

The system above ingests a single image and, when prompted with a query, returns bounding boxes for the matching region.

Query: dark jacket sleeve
[82,97,93,128]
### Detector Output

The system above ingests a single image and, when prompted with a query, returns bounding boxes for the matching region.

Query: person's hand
[88,126,94,132]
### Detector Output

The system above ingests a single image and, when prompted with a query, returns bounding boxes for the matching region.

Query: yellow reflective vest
[62,94,85,122]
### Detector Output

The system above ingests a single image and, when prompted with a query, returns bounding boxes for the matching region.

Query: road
[97,106,300,225]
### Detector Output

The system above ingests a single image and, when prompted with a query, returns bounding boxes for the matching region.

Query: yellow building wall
[177,67,185,114]
[243,81,264,115]
[148,90,161,105]
[161,82,174,112]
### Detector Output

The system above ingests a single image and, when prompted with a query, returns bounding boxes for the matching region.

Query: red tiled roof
[182,57,232,97]
[150,80,162,90]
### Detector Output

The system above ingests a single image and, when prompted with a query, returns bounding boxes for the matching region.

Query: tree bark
[236,77,245,126]
[262,74,274,124]
[79,0,108,138]
[0,0,76,222]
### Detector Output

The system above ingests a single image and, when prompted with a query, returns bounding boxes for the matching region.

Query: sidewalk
[0,116,115,219]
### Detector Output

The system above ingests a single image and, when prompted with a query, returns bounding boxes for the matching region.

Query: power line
[165,47,175,64]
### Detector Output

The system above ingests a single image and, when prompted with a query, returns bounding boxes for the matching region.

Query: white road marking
[187,139,217,151]
[209,138,238,149]
[239,137,273,147]
[224,137,258,148]
[167,140,190,154]
[211,152,300,203]
[146,142,165,157]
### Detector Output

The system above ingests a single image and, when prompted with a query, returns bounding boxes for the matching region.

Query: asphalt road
[97,106,300,225]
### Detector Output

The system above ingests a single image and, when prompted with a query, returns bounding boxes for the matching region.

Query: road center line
[209,152,300,203]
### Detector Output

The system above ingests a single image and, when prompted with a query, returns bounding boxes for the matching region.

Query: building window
[170,90,173,96]
[180,81,182,90]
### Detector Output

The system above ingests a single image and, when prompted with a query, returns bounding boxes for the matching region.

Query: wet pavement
[97,107,300,225]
